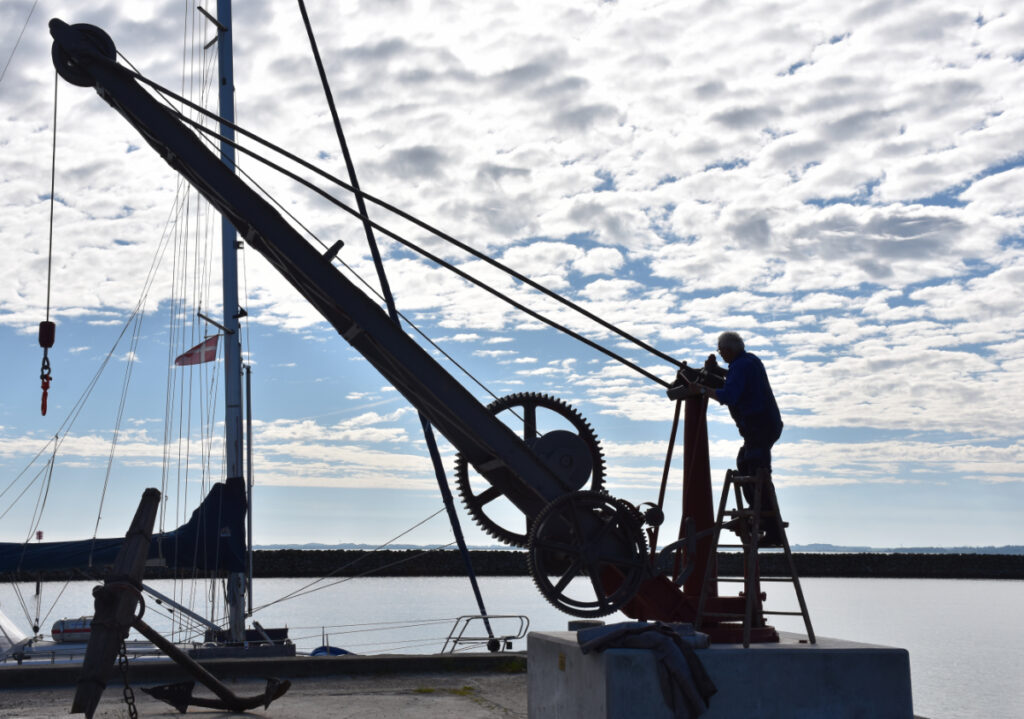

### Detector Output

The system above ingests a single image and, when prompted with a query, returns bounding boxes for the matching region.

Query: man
[670,331,784,544]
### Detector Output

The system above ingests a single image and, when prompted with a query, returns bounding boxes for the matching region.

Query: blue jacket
[715,351,783,447]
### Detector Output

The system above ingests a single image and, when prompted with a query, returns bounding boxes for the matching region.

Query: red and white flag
[174,335,220,366]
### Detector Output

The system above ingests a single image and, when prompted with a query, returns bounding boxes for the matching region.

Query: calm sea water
[2,576,1020,719]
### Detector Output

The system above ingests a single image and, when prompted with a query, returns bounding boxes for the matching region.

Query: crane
[48,19,751,628]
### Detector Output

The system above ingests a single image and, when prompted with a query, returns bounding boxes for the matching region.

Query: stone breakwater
[248,549,1024,580]
[5,550,1021,581]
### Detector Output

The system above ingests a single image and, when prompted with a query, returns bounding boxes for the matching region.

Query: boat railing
[1,640,163,665]
[441,614,529,654]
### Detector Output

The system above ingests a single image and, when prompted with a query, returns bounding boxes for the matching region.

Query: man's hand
[667,377,702,401]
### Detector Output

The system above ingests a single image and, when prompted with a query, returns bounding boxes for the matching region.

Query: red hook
[39,321,55,417]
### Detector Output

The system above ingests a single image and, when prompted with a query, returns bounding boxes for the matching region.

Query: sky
[1,0,1022,552]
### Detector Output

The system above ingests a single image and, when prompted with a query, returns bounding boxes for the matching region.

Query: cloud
[2,0,1024,547]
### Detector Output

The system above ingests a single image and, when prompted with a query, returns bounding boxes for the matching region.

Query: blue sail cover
[0,477,247,575]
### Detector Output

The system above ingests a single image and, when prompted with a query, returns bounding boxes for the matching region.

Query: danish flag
[174,335,220,366]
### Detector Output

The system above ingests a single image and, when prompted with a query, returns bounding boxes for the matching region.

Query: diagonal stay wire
[115,49,609,405]
[231,162,509,407]
[114,48,506,408]
[250,507,451,613]
[0,0,37,85]
[162,110,671,387]
[0,170,190,517]
[255,539,459,611]
[119,65,682,379]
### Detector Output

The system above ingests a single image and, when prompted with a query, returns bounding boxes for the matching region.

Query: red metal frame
[618,395,778,643]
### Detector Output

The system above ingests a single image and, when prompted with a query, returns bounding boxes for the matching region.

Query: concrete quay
[0,636,932,718]
[0,654,528,718]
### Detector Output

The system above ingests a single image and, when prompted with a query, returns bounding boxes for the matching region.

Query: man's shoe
[758,529,784,548]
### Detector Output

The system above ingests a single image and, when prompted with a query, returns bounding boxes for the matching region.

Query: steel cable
[118,65,681,382]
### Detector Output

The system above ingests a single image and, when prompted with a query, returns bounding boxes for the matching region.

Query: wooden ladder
[695,467,815,647]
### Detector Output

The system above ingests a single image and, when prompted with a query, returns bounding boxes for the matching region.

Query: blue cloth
[578,622,716,718]
[714,351,782,449]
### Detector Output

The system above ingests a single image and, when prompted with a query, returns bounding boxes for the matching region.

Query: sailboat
[0,2,525,663]
[0,1,275,663]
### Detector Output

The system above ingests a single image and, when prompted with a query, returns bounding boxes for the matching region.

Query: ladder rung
[758,576,797,582]
[763,610,807,616]
[717,543,746,549]
[699,612,744,618]
[714,577,746,582]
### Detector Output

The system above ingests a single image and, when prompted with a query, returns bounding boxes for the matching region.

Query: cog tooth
[457,391,606,548]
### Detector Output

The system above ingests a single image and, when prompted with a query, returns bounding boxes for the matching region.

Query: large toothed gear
[527,490,648,618]
[455,392,606,547]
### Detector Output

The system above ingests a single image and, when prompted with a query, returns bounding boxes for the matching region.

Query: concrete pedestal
[528,628,913,718]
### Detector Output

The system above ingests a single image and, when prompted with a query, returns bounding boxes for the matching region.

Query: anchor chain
[117,638,138,719]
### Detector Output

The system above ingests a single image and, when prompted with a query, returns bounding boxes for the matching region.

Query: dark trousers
[736,444,782,544]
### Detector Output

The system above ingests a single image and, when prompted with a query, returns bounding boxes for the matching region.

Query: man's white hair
[718,331,745,353]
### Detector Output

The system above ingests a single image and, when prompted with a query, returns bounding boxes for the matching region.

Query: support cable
[0,0,37,85]
[121,67,683,380]
[164,107,670,386]
[255,539,459,611]
[250,507,448,613]
[297,0,494,639]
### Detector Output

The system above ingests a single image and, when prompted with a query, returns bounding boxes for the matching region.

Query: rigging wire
[176,118,670,384]
[0,462,53,524]
[118,65,681,384]
[90,309,145,556]
[0,140,191,545]
[24,440,56,546]
[250,507,449,613]
[38,575,72,629]
[0,0,37,85]
[267,540,458,606]
[114,48,526,406]
[187,119,671,386]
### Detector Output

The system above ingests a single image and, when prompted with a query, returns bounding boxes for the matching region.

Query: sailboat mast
[214,0,247,644]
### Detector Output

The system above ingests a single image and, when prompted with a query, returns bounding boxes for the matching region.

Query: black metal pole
[296,0,493,638]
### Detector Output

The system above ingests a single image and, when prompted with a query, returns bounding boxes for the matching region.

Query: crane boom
[47,19,571,519]
[48,19,684,621]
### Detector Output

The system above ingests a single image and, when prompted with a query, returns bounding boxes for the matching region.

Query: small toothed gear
[527,490,648,618]
[455,392,606,547]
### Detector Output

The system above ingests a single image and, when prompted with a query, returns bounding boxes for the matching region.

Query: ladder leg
[767,479,815,644]
[742,471,765,648]
[695,470,733,631]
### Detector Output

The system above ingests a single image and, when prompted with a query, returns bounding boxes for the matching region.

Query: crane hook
[39,321,55,416]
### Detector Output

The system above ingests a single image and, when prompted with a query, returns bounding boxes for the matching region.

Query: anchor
[71,488,290,717]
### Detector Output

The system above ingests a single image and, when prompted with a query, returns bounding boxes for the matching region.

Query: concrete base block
[528,628,913,719]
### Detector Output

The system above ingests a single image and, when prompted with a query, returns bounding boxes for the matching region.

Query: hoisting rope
[39,69,59,416]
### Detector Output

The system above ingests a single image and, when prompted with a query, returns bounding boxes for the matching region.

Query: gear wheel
[527,490,648,618]
[455,393,606,547]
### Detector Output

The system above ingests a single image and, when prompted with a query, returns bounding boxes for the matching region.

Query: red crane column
[681,394,717,598]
